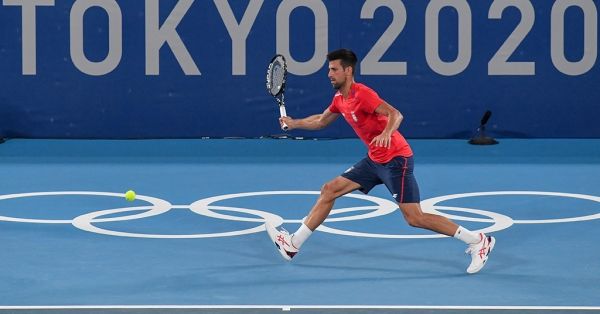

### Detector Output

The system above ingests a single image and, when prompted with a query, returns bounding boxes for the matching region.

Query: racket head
[266,54,287,97]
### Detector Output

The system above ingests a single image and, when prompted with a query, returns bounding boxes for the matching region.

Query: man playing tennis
[265,48,495,274]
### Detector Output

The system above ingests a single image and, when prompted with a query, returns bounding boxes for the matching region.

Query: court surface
[0,138,599,313]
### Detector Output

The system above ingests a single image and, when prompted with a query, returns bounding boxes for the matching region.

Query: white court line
[0,305,599,310]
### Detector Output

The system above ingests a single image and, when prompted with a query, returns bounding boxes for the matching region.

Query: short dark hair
[327,48,357,74]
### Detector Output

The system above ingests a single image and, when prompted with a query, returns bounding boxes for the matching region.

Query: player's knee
[404,214,426,228]
[320,182,337,200]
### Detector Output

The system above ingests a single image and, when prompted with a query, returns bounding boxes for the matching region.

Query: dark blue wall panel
[1,0,598,139]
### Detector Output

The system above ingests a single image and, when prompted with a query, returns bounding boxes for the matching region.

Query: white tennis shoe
[265,222,298,261]
[465,233,495,274]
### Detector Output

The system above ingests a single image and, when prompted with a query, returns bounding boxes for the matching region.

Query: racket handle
[279,105,289,131]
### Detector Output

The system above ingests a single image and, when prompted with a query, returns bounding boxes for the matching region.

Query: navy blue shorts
[341,156,420,203]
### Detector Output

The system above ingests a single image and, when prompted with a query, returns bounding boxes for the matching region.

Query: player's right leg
[464,232,495,274]
[383,156,496,274]
[398,203,495,274]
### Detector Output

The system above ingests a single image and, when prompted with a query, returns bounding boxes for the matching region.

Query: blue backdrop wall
[1,0,598,139]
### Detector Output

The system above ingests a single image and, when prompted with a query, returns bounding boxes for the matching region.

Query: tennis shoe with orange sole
[265,222,298,261]
[466,233,495,274]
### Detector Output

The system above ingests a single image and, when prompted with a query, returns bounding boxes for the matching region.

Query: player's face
[328,60,350,90]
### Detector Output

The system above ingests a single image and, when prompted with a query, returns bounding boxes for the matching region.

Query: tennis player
[265,48,495,274]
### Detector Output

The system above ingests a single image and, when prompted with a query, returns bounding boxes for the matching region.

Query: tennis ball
[125,190,136,201]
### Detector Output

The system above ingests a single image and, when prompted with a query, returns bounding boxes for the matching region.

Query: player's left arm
[370,101,403,148]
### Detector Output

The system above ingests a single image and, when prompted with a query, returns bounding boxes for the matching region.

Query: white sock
[291,223,313,249]
[453,226,481,244]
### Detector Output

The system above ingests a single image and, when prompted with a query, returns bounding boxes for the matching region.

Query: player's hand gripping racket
[266,54,289,131]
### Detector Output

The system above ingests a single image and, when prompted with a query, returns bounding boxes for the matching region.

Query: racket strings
[269,61,285,95]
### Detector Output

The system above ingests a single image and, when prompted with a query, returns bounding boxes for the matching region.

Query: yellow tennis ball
[125,190,136,201]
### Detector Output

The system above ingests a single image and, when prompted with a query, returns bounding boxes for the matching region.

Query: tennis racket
[266,54,289,131]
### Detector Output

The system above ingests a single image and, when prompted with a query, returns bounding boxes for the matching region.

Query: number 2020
[360,0,598,76]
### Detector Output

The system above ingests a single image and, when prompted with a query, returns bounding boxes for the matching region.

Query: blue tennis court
[2,0,599,313]
[0,138,598,313]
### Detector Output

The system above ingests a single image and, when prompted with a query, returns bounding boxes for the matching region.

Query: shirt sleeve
[328,98,340,113]
[358,86,383,113]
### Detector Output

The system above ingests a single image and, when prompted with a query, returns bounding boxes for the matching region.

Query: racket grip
[279,105,287,118]
[279,105,289,131]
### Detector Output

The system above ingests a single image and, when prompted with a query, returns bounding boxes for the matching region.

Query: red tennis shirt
[328,83,413,163]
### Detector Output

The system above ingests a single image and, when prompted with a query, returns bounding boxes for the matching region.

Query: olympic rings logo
[0,190,598,239]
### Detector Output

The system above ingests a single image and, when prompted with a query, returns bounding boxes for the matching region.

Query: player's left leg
[265,176,360,261]
[304,176,362,230]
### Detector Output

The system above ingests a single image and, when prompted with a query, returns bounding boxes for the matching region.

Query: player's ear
[345,65,353,76]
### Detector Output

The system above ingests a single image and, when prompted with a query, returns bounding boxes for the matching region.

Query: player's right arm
[280,108,339,131]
